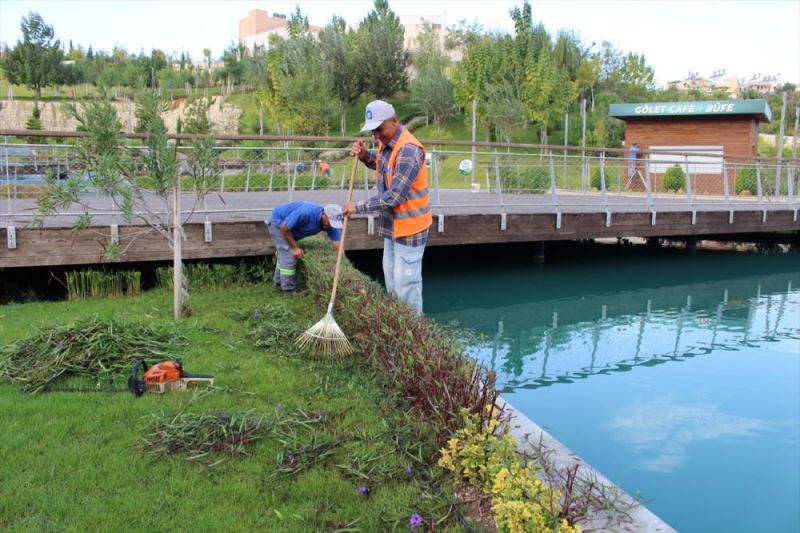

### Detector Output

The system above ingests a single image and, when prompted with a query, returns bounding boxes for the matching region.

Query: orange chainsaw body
[144,361,182,385]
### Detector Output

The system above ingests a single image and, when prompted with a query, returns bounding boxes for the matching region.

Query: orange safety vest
[378,128,432,238]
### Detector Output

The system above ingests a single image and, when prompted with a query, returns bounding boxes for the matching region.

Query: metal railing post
[684,155,695,224]
[268,162,274,192]
[431,149,443,232]
[4,138,10,222]
[431,149,442,215]
[756,160,767,222]
[600,152,610,226]
[245,163,251,192]
[493,150,506,230]
[644,155,656,225]
[548,150,561,229]
[722,160,733,224]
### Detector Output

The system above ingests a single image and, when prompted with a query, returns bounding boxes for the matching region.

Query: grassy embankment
[0,254,473,531]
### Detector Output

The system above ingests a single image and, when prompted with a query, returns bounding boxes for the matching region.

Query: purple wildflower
[56,341,65,350]
[275,402,283,410]
[405,465,413,475]
[358,486,369,496]
[409,513,423,531]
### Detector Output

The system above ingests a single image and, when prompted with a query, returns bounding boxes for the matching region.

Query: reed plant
[301,241,498,449]
[65,269,142,299]
[155,259,272,290]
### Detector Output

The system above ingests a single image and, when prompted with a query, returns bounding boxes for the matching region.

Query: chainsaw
[128,357,214,396]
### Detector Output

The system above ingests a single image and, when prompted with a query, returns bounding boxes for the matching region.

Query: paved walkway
[3,188,796,228]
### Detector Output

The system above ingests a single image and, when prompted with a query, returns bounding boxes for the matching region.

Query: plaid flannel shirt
[355,126,429,246]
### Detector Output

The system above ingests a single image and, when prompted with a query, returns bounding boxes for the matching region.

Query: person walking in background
[266,202,343,293]
[343,100,431,314]
[625,143,643,189]
[320,161,331,178]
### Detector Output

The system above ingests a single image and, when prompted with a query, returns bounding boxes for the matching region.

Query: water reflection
[425,251,800,532]
[606,395,784,473]
[437,275,799,391]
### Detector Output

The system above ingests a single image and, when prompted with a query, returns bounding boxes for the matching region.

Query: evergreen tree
[354,0,409,98]
[319,15,361,134]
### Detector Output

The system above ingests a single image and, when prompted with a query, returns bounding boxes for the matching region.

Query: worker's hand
[292,247,304,260]
[342,202,357,217]
[350,139,366,160]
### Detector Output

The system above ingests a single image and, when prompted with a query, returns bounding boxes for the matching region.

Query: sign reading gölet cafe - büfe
[609,99,772,121]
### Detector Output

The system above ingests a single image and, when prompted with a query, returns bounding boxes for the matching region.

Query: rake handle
[328,156,359,309]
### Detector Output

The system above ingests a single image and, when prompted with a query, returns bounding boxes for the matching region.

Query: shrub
[301,242,497,449]
[735,166,757,195]
[25,108,43,144]
[438,410,582,533]
[499,165,550,192]
[589,166,622,191]
[661,164,685,192]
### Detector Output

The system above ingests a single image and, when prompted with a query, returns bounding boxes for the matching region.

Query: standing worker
[625,143,642,189]
[343,100,431,314]
[266,202,343,293]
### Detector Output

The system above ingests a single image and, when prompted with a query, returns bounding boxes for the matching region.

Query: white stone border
[499,395,676,532]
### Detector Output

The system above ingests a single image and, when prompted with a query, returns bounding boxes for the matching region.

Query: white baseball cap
[323,204,343,229]
[360,100,397,132]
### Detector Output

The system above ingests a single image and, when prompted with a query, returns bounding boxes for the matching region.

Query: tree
[410,22,456,129]
[553,30,583,78]
[443,20,483,53]
[319,15,361,134]
[266,18,333,136]
[0,12,64,107]
[355,0,409,98]
[509,1,551,79]
[575,53,601,109]
[522,48,577,144]
[221,42,248,90]
[483,80,526,143]
[34,95,222,319]
[202,48,212,86]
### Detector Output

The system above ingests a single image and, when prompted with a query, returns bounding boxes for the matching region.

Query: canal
[419,242,799,533]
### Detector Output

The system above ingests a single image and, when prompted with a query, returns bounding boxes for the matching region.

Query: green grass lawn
[0,281,463,531]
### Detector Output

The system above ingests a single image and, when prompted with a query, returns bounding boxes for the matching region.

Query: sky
[0,0,798,87]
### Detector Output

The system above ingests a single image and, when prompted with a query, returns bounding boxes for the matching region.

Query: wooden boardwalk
[2,189,798,268]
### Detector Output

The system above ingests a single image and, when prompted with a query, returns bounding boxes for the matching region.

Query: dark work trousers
[266,222,298,292]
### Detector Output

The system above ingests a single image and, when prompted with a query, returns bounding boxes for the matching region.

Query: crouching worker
[266,202,343,293]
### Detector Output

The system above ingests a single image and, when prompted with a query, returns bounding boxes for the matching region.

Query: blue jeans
[382,238,425,314]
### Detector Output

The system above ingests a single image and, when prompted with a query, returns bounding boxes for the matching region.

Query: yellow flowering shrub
[438,409,582,533]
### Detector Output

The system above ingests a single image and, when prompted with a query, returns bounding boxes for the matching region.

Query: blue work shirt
[270,201,341,242]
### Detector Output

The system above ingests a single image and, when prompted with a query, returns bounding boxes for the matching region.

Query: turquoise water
[424,245,800,533]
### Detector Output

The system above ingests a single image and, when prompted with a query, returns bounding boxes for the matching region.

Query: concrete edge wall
[499,396,676,532]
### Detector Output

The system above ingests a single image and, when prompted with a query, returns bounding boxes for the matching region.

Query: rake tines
[295,305,353,356]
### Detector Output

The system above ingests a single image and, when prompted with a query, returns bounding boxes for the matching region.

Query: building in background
[400,14,461,62]
[239,9,322,50]
[610,99,772,194]
[741,75,780,95]
[667,70,782,98]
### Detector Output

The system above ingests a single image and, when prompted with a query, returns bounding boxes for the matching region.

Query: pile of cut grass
[0,316,185,393]
[141,407,267,467]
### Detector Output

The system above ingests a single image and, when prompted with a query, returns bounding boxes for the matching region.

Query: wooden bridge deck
[2,189,798,268]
